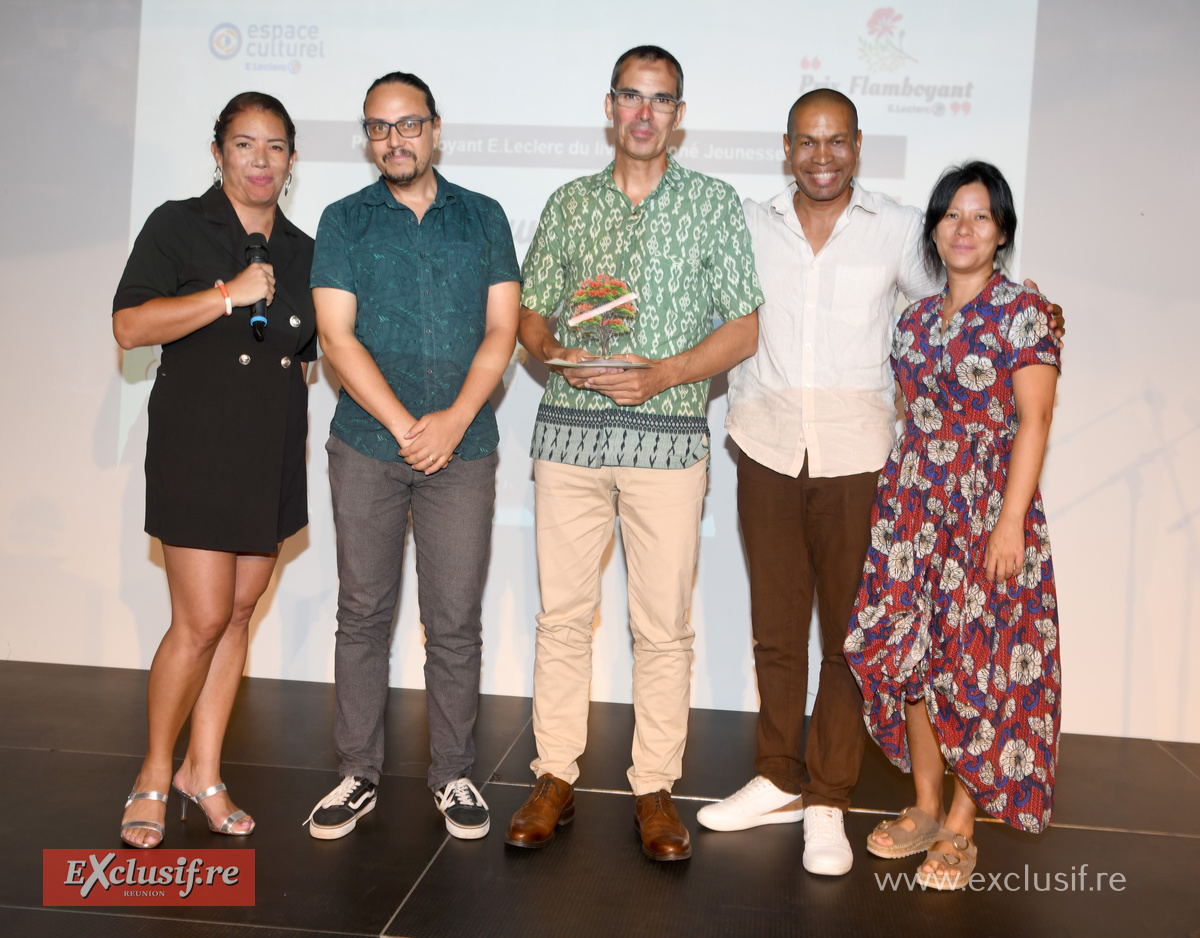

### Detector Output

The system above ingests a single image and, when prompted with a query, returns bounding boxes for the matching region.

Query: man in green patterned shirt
[505,45,763,862]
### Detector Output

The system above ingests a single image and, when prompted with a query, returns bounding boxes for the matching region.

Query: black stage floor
[1,660,1197,937]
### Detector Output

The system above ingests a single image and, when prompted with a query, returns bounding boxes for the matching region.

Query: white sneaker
[802,805,853,875]
[696,776,804,832]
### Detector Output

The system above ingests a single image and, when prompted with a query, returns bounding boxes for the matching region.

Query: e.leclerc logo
[209,23,241,60]
[207,21,326,74]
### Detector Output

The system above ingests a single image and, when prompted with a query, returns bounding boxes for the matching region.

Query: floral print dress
[844,272,1062,833]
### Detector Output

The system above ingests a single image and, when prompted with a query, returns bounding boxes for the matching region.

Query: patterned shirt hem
[530,404,710,469]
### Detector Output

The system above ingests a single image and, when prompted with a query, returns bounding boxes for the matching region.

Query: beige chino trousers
[530,457,708,795]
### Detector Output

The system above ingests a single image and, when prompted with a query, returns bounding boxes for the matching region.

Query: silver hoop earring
[212,165,223,189]
[283,172,292,197]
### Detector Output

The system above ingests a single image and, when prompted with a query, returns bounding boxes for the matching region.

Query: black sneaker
[434,777,490,839]
[305,776,377,840]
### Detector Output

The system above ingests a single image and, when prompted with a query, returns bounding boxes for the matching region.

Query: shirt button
[281,356,292,368]
[424,290,429,295]
[420,252,426,258]
[289,315,301,328]
[239,354,250,365]
[426,328,431,334]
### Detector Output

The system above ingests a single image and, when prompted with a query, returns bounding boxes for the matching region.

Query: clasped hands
[549,346,667,407]
[396,409,469,475]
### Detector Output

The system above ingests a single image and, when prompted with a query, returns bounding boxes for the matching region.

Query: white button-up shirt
[726,180,943,478]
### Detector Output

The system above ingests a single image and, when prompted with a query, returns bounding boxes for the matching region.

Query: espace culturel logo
[43,849,254,906]
[205,19,326,74]
[209,23,242,60]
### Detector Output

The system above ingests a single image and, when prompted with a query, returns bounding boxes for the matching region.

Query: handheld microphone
[245,235,269,342]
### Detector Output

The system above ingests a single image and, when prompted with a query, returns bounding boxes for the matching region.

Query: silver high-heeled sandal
[173,782,255,835]
[121,790,168,848]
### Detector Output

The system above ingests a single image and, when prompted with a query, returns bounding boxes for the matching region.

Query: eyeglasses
[362,117,436,141]
[609,89,681,114]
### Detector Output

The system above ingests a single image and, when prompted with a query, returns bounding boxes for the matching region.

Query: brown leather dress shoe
[635,790,692,861]
[505,774,575,848]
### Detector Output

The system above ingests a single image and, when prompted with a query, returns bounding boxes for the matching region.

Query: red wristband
[214,280,232,316]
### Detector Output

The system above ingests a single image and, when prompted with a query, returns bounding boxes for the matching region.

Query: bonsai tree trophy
[566,274,638,360]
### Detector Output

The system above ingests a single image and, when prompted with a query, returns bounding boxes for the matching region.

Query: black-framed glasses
[609,88,680,113]
[362,116,436,141]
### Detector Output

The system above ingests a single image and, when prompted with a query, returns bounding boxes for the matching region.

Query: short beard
[379,150,427,187]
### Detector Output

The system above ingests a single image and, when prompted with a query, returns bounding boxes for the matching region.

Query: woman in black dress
[112,92,316,847]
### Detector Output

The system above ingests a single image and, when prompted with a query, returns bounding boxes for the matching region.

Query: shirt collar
[203,186,301,237]
[198,185,299,274]
[363,167,456,209]
[597,154,686,197]
[770,177,876,218]
[200,185,244,229]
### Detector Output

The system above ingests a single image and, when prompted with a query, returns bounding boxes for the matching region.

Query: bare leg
[871,698,977,878]
[869,699,948,848]
[173,549,280,832]
[920,775,976,881]
[120,546,239,846]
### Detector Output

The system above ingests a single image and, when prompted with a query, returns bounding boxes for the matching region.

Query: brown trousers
[737,450,879,811]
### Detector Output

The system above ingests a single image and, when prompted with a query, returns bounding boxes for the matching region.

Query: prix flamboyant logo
[209,23,242,60]
[43,849,254,907]
[858,7,918,71]
[849,7,974,117]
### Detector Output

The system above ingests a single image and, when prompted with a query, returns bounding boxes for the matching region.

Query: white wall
[1,0,1196,743]
[1019,0,1200,742]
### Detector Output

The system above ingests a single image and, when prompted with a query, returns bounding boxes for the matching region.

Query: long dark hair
[922,160,1017,277]
[213,91,297,155]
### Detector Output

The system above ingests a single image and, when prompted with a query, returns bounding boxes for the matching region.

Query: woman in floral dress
[844,162,1062,890]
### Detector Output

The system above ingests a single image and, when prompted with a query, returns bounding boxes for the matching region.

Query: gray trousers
[326,434,497,790]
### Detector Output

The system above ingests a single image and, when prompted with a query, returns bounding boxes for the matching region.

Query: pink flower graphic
[859,7,917,70]
[867,7,903,38]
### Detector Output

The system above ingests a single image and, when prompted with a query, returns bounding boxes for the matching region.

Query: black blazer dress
[113,187,317,553]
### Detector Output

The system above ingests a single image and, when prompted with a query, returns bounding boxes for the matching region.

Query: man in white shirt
[698,89,942,875]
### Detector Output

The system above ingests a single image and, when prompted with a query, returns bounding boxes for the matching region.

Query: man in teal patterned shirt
[306,72,520,843]
[505,45,763,862]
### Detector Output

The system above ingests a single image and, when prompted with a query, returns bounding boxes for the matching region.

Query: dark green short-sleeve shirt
[312,170,520,461]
